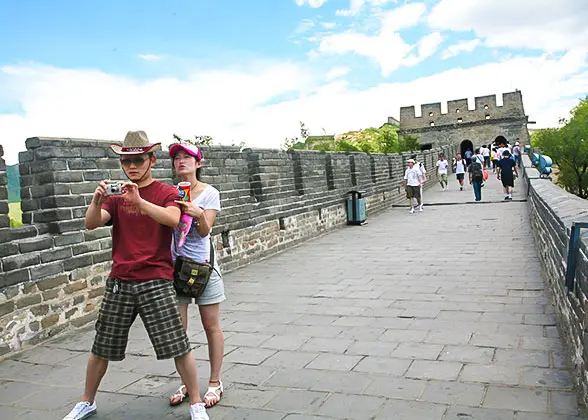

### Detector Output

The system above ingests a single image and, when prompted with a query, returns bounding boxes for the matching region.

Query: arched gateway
[460,140,473,156]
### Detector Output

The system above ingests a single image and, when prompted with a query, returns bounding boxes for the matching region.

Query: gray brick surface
[483,386,548,412]
[405,360,463,381]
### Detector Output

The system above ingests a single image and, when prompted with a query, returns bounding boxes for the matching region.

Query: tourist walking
[436,154,449,191]
[497,149,518,200]
[464,148,473,165]
[404,159,423,213]
[62,131,209,420]
[168,143,226,410]
[513,141,522,168]
[491,147,501,173]
[481,145,491,168]
[468,156,484,202]
[453,153,467,191]
[410,154,426,210]
[473,148,485,167]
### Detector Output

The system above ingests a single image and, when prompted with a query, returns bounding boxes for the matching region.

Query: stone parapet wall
[523,154,588,408]
[0,137,454,355]
[0,146,8,228]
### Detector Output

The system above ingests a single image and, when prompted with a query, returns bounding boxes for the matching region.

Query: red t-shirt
[102,181,179,281]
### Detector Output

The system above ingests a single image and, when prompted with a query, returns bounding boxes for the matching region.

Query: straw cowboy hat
[110,131,161,155]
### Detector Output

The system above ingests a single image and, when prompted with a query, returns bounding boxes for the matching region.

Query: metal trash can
[347,190,367,225]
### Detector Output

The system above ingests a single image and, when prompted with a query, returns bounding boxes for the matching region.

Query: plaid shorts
[92,278,190,361]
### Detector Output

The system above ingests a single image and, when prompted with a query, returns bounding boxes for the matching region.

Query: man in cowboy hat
[63,131,209,420]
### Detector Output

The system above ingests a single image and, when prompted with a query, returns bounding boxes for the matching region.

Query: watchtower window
[430,121,435,127]
[485,114,491,119]
[484,104,489,110]
[457,118,463,123]
[456,108,460,113]
[429,112,434,117]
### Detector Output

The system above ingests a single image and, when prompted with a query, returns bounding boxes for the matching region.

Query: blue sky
[0,0,587,163]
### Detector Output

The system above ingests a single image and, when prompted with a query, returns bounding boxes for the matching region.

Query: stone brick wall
[0,146,9,228]
[523,155,588,407]
[0,137,454,355]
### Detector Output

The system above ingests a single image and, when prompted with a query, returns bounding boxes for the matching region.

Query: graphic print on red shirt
[102,181,180,281]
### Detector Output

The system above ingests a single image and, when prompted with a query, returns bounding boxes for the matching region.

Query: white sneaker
[190,403,210,420]
[63,401,97,420]
[419,204,423,211]
[409,208,415,214]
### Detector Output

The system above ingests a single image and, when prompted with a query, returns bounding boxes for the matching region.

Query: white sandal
[203,380,223,408]
[169,384,189,406]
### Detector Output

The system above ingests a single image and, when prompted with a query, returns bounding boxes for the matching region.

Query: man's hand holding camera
[95,180,144,208]
[92,180,112,206]
[119,182,143,207]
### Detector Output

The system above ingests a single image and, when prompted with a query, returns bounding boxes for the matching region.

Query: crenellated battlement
[399,91,526,130]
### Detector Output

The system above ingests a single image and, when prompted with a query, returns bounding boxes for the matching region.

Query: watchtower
[397,90,530,155]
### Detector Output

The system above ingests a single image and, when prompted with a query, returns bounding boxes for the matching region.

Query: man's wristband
[93,200,102,206]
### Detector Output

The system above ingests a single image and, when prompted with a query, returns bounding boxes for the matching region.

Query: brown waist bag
[173,238,216,298]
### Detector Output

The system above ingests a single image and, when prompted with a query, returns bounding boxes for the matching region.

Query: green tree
[532,97,588,198]
[282,121,421,154]
[282,121,310,150]
[172,134,214,147]
[399,134,420,152]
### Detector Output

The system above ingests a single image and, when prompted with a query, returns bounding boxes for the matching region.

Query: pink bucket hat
[169,143,203,161]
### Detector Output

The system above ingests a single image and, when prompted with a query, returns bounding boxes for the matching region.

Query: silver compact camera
[106,182,123,196]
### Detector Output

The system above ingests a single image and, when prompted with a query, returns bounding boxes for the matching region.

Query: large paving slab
[0,172,585,419]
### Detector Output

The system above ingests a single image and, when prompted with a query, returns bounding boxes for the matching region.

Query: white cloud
[380,2,426,31]
[441,39,481,59]
[336,0,365,16]
[429,0,588,52]
[1,52,586,164]
[294,18,315,35]
[321,22,337,29]
[296,0,327,8]
[405,32,445,65]
[138,54,162,61]
[326,66,350,81]
[318,3,437,76]
[336,0,395,17]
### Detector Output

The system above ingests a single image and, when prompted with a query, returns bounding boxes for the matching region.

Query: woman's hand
[175,201,205,218]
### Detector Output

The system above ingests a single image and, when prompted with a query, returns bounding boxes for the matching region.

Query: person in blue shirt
[497,149,518,200]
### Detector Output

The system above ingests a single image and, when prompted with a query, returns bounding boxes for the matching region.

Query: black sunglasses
[120,157,148,167]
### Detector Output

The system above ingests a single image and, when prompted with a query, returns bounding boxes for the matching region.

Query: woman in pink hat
[168,143,226,409]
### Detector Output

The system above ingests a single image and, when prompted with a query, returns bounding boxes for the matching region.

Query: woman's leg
[199,303,224,406]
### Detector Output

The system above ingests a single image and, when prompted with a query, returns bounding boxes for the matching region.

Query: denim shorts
[177,263,226,305]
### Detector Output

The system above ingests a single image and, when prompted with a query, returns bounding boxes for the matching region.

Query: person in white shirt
[481,145,490,168]
[473,148,485,167]
[453,153,467,191]
[436,154,449,191]
[410,154,426,210]
[404,159,423,214]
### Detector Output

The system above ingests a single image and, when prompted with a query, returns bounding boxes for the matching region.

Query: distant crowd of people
[404,138,522,209]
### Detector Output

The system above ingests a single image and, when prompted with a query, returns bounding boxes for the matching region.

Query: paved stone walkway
[0,171,584,419]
